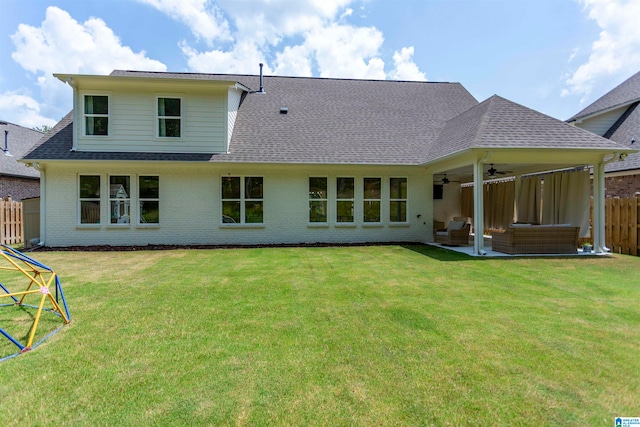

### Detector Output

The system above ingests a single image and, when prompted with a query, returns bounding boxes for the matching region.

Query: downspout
[29,162,46,247]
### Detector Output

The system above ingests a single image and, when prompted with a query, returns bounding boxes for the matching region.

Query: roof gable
[567,70,640,122]
[427,95,631,163]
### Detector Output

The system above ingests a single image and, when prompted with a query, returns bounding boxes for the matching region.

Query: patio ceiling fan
[486,164,512,179]
[437,174,461,185]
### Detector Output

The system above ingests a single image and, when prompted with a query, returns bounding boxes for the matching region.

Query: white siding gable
[227,87,243,153]
[574,106,627,136]
[75,87,228,153]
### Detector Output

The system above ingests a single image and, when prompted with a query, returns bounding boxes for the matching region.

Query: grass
[0,245,639,426]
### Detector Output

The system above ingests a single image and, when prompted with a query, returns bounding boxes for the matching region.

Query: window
[309,177,328,223]
[336,177,354,223]
[221,176,263,224]
[389,177,407,222]
[84,95,109,136]
[363,178,381,223]
[139,176,159,224]
[79,175,101,224]
[109,175,130,224]
[157,97,181,138]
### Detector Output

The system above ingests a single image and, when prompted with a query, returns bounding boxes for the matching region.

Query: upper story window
[157,97,181,138]
[84,95,109,136]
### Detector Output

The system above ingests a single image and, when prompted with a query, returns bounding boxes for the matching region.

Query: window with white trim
[363,177,381,223]
[139,176,159,224]
[389,177,407,222]
[309,177,328,223]
[79,175,101,224]
[336,177,354,223]
[84,95,109,136]
[157,97,181,138]
[221,176,263,224]
[109,175,130,224]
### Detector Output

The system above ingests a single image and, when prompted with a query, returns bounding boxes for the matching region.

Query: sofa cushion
[448,220,465,230]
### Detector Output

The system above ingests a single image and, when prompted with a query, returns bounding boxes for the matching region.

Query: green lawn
[0,245,639,426]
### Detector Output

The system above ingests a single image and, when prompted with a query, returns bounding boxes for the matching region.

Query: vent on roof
[257,63,265,94]
[280,107,288,114]
[3,130,12,157]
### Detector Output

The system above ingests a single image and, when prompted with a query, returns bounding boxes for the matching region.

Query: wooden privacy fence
[0,197,23,245]
[605,197,639,256]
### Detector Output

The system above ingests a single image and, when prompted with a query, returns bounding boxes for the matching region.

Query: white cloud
[0,91,57,129]
[135,0,231,44]
[563,0,640,97]
[389,47,427,81]
[9,6,166,127]
[157,0,426,80]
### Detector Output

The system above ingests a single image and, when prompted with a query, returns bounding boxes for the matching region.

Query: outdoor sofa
[491,224,580,254]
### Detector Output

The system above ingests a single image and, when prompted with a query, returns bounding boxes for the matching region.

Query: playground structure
[0,244,70,361]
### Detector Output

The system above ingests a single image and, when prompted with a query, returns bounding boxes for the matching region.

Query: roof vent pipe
[259,63,265,93]
[3,130,11,157]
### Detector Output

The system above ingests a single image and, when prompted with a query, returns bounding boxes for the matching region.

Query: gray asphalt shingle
[0,120,43,178]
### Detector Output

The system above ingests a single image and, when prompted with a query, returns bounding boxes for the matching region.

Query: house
[0,120,42,201]
[566,70,640,197]
[21,69,634,254]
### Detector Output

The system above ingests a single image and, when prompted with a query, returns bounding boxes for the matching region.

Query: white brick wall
[43,162,434,247]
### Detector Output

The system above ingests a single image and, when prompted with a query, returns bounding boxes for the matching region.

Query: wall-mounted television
[433,184,443,200]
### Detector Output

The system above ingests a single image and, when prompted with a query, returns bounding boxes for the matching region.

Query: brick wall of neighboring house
[605,173,640,198]
[0,176,40,201]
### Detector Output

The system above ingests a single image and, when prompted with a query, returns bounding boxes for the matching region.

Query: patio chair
[434,220,471,246]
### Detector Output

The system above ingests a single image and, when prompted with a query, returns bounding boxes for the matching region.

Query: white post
[473,161,485,255]
[593,161,606,253]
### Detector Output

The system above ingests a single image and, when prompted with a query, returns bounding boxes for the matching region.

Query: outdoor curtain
[460,185,474,219]
[516,175,542,224]
[541,170,590,237]
[483,179,515,231]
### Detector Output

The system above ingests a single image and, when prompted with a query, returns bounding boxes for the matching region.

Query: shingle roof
[567,70,640,122]
[604,102,640,172]
[0,120,43,178]
[23,71,632,166]
[426,95,629,163]
[25,72,480,165]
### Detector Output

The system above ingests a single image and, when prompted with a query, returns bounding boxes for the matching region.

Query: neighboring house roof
[0,120,42,178]
[603,102,640,173]
[567,70,640,122]
[23,70,632,166]
[427,95,628,163]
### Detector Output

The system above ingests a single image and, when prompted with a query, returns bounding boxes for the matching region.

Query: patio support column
[473,160,485,255]
[593,161,606,253]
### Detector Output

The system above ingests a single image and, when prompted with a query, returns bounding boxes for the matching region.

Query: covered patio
[426,96,637,256]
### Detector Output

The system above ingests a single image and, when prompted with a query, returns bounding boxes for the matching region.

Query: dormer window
[84,95,109,136]
[157,97,181,138]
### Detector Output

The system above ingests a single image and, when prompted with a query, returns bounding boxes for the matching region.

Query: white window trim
[155,95,183,140]
[363,176,382,225]
[220,176,264,226]
[138,175,160,226]
[82,93,111,138]
[308,176,329,225]
[107,174,132,228]
[77,174,102,227]
[336,176,355,225]
[389,176,409,224]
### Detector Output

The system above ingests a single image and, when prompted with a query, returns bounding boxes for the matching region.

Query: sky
[1,0,639,130]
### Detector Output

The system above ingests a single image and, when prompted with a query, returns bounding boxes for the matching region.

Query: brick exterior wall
[605,174,640,198]
[0,176,40,201]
